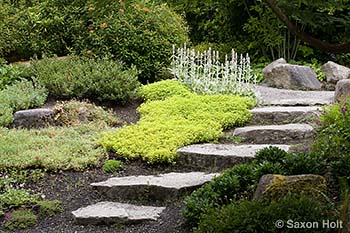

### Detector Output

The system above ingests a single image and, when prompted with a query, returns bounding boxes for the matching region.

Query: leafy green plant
[53,100,119,127]
[5,209,37,230]
[312,100,350,174]
[183,163,256,226]
[0,79,47,126]
[72,0,189,83]
[103,160,123,173]
[0,63,23,90]
[183,146,330,226]
[170,45,257,97]
[37,200,63,217]
[0,189,38,209]
[140,79,191,102]
[25,56,140,102]
[100,92,254,163]
[196,194,337,233]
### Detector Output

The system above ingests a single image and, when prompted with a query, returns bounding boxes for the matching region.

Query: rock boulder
[322,61,350,84]
[334,79,350,103]
[253,174,327,201]
[263,63,321,90]
[13,108,55,129]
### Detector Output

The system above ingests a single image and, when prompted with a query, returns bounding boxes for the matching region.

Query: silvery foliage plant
[170,44,257,98]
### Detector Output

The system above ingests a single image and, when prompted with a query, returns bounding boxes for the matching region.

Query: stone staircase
[71,86,334,226]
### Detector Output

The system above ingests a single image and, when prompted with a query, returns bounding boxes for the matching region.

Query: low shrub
[5,209,37,230]
[25,56,140,102]
[0,125,106,171]
[140,79,191,101]
[37,200,63,217]
[183,146,329,226]
[196,194,338,233]
[103,160,123,173]
[100,92,254,163]
[53,100,119,127]
[183,164,256,226]
[0,79,47,126]
[0,62,23,90]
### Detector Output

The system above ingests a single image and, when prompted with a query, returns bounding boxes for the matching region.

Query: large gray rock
[264,64,321,90]
[334,79,350,103]
[232,123,314,144]
[253,174,326,201]
[322,61,350,84]
[255,85,334,106]
[250,106,322,125]
[72,202,165,225]
[177,144,290,170]
[91,172,218,202]
[262,58,287,74]
[13,108,55,128]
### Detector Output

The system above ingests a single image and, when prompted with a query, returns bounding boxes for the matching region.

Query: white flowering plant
[170,44,257,98]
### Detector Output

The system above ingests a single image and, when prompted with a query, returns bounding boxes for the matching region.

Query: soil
[0,99,194,233]
[10,161,193,233]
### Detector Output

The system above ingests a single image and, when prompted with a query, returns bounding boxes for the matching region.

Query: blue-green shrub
[25,56,140,102]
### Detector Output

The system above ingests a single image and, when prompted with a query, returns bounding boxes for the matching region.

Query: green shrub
[72,0,189,83]
[0,188,38,209]
[196,194,337,233]
[103,160,123,173]
[53,100,119,127]
[254,146,289,164]
[183,146,329,226]
[100,92,254,163]
[283,152,326,175]
[25,56,140,102]
[183,164,256,226]
[0,79,47,126]
[5,209,37,230]
[140,79,191,101]
[312,101,350,180]
[0,62,23,90]
[37,200,63,217]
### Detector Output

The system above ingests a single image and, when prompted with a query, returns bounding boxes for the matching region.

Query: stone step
[249,106,322,125]
[72,202,165,225]
[232,123,314,144]
[255,85,334,106]
[177,144,291,170]
[91,172,219,202]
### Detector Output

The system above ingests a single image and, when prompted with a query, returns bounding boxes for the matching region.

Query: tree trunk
[263,0,350,54]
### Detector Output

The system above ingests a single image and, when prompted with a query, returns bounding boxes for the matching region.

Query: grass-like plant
[170,44,257,97]
[0,125,106,171]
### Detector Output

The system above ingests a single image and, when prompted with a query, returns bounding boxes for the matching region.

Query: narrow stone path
[71,85,335,226]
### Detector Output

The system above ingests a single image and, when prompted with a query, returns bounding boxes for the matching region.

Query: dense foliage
[25,56,140,102]
[312,100,350,180]
[183,146,328,226]
[0,0,189,82]
[0,60,23,90]
[0,79,47,126]
[196,194,337,233]
[161,0,350,63]
[100,80,254,163]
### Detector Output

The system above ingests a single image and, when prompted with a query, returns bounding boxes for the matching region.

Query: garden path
[71,85,335,226]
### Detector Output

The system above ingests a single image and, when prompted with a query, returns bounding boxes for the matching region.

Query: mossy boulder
[253,174,327,201]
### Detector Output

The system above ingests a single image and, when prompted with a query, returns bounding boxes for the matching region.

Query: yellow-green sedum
[100,80,255,163]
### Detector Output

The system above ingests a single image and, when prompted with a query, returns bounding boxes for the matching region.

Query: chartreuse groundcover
[99,80,255,163]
